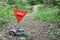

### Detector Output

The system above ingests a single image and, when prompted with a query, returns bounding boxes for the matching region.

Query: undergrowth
[34,5,60,40]
[0,1,30,27]
[34,6,60,28]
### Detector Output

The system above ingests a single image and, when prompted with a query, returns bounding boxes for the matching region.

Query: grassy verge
[0,1,31,27]
[34,6,60,29]
[34,5,60,40]
[0,1,14,27]
[34,6,60,24]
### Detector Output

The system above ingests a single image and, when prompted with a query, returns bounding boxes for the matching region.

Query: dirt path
[20,14,51,40]
[0,13,52,40]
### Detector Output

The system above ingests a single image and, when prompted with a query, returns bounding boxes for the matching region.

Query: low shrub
[0,1,14,27]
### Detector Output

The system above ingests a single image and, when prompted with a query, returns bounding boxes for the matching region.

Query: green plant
[0,1,14,27]
[49,30,60,40]
[55,30,60,37]
[49,32,54,37]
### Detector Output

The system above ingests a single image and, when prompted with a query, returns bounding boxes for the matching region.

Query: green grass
[0,1,15,27]
[34,5,60,40]
[34,6,60,22]
[0,1,30,27]
[34,6,60,28]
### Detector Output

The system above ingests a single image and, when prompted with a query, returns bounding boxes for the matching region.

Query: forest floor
[0,12,59,40]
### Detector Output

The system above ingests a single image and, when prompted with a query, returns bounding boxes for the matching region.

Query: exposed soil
[0,13,57,40]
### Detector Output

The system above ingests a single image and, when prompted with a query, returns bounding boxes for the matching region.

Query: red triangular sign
[14,9,28,23]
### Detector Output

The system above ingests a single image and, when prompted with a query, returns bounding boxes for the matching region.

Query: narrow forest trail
[0,12,53,40]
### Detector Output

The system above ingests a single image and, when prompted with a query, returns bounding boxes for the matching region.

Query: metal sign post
[9,9,29,37]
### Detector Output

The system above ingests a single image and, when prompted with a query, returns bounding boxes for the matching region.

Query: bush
[34,6,60,22]
[0,1,14,27]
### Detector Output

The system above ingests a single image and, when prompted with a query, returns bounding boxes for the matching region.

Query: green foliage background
[0,1,14,27]
[0,0,30,27]
[0,0,60,28]
[0,0,60,40]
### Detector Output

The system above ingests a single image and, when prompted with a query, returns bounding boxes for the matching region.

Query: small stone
[49,27,52,29]
[44,35,47,37]
[8,36,13,38]
[2,38,6,40]
[45,32,48,34]
[0,35,2,37]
